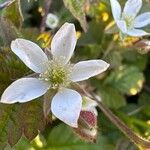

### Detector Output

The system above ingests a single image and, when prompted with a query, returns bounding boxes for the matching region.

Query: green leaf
[63,0,87,32]
[98,85,126,109]
[105,51,122,68]
[78,20,104,45]
[0,49,46,148]
[123,51,148,71]
[105,66,145,95]
[33,124,115,150]
[138,91,150,106]
[1,0,23,28]
[0,100,45,148]
[0,17,19,46]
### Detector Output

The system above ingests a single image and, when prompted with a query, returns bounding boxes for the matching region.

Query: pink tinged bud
[80,111,97,127]
[73,111,98,142]
[134,39,150,54]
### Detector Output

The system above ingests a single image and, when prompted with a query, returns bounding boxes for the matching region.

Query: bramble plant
[0,0,150,150]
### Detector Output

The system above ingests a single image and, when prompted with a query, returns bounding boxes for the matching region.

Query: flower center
[122,14,134,29]
[40,57,73,88]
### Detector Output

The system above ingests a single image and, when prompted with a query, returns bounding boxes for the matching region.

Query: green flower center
[122,14,134,29]
[40,58,73,88]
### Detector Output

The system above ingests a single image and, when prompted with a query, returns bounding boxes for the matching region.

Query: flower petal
[11,38,49,73]
[70,60,110,82]
[110,0,122,21]
[1,78,50,104]
[127,29,150,37]
[123,0,142,18]
[51,23,77,64]
[116,20,127,33]
[134,12,150,28]
[51,88,82,127]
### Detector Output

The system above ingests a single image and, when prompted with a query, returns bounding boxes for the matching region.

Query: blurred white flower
[46,13,59,29]
[110,0,150,37]
[0,23,109,128]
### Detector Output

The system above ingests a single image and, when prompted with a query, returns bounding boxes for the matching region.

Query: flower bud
[134,39,150,54]
[46,13,59,29]
[73,110,97,142]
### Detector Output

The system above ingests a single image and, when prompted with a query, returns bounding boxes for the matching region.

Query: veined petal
[116,20,127,33]
[134,12,150,28]
[51,88,82,127]
[127,28,150,37]
[70,60,110,82]
[11,38,49,73]
[110,0,122,21]
[1,78,50,104]
[51,23,77,64]
[123,0,142,18]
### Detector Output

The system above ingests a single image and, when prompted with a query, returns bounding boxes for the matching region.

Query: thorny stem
[75,83,150,149]
[0,0,15,9]
[40,0,52,33]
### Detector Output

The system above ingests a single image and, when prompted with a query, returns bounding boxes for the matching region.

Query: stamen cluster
[40,58,73,88]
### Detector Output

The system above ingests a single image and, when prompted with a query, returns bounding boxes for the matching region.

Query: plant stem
[74,83,150,148]
[40,0,52,32]
[92,94,150,149]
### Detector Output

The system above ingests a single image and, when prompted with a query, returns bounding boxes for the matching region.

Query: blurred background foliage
[0,0,150,149]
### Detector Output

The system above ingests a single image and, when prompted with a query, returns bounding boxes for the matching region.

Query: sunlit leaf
[63,0,87,32]
[105,66,145,95]
[98,85,126,109]
[2,0,23,27]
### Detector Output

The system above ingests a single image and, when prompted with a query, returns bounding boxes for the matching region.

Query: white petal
[51,88,82,127]
[116,20,127,33]
[134,12,150,28]
[110,0,122,21]
[11,38,49,73]
[51,23,77,64]
[1,78,50,104]
[123,0,142,18]
[127,29,150,37]
[70,60,110,82]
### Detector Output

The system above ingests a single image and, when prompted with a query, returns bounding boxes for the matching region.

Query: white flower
[0,23,109,128]
[46,13,59,29]
[110,0,150,37]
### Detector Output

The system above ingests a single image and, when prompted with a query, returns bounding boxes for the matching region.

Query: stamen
[122,14,134,29]
[39,57,73,88]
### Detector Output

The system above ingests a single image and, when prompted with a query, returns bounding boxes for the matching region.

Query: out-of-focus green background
[0,0,150,149]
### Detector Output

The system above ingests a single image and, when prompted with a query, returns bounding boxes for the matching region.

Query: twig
[40,0,52,33]
[75,83,150,149]
[0,0,15,10]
